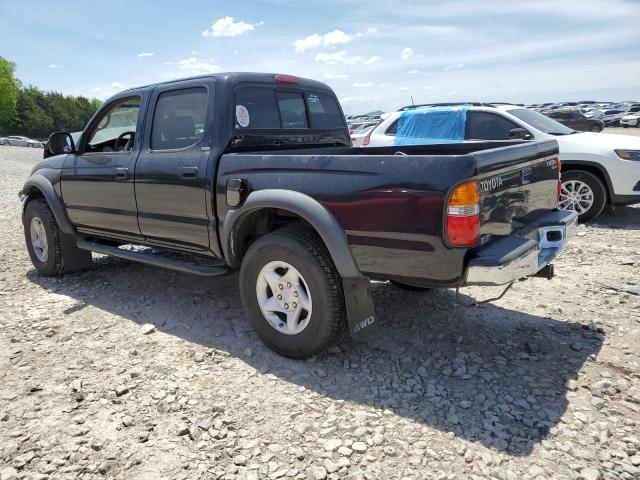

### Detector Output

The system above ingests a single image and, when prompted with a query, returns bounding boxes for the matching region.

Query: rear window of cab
[235,86,345,130]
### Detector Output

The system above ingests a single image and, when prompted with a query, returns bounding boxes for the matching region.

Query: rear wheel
[590,125,602,132]
[239,229,347,359]
[559,170,607,222]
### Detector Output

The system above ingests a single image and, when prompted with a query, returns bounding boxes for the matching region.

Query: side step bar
[77,239,229,277]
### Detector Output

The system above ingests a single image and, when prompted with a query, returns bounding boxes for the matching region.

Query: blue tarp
[394,105,468,145]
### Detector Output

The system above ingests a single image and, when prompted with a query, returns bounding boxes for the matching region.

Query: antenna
[411,95,415,106]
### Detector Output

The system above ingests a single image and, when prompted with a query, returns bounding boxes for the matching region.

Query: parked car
[364,103,640,221]
[620,106,640,128]
[5,135,44,147]
[350,125,376,147]
[600,109,627,127]
[0,137,8,145]
[21,73,575,358]
[545,110,604,132]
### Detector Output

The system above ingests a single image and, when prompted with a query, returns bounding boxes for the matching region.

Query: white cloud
[137,52,155,58]
[324,72,349,80]
[408,69,420,75]
[315,50,381,65]
[202,17,262,37]
[398,86,410,92]
[401,48,414,61]
[295,29,351,53]
[168,57,222,74]
[366,27,378,34]
[48,64,61,69]
[444,63,465,71]
[111,82,124,89]
[352,82,374,88]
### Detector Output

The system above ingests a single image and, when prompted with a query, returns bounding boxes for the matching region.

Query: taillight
[446,181,480,247]
[362,132,371,146]
[556,157,562,202]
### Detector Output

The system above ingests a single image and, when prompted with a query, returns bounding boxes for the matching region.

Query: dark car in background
[546,109,604,132]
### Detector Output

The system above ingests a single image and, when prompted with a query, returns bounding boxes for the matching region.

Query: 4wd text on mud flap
[353,316,375,333]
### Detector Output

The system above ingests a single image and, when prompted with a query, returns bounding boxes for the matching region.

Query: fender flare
[222,189,362,279]
[221,189,377,339]
[22,175,75,234]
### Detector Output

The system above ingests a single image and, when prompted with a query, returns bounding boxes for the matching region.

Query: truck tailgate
[472,140,560,238]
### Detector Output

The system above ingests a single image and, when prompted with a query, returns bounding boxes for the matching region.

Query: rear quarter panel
[217,153,475,282]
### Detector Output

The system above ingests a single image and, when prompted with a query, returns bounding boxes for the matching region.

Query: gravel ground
[1,138,639,480]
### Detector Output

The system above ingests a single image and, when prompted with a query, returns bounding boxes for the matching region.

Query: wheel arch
[561,160,612,203]
[22,175,75,234]
[221,189,361,279]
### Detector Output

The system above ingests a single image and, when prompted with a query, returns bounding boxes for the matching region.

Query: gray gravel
[0,142,639,480]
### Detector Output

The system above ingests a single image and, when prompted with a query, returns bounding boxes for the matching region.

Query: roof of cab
[120,72,332,94]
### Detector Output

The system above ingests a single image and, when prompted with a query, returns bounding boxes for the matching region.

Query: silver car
[5,136,43,147]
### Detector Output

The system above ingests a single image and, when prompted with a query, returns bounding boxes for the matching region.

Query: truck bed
[217,140,560,284]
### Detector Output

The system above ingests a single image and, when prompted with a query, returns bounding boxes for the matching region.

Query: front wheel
[23,199,92,276]
[590,125,602,132]
[239,229,347,359]
[559,170,607,222]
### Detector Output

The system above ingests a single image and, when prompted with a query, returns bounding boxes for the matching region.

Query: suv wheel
[24,199,92,276]
[590,125,602,132]
[239,229,347,358]
[559,170,607,222]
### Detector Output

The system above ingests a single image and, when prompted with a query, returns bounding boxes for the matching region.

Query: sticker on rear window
[308,94,320,104]
[236,105,250,128]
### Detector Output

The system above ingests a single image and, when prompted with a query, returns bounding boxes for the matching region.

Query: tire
[559,170,607,222]
[23,199,92,276]
[390,280,432,291]
[590,125,602,132]
[239,229,347,358]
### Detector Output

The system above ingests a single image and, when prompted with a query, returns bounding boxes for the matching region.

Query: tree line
[0,56,101,139]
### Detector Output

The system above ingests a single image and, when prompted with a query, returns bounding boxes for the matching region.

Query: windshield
[508,108,575,135]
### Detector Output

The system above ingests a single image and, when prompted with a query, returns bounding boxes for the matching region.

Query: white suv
[363,103,640,221]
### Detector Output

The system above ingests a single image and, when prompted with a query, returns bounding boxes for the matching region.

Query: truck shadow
[27,258,602,457]
[592,204,640,230]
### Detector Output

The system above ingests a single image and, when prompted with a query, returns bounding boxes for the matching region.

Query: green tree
[0,56,19,133]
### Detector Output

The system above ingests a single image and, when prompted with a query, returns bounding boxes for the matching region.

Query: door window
[465,111,520,140]
[86,97,141,152]
[307,91,345,129]
[151,88,208,150]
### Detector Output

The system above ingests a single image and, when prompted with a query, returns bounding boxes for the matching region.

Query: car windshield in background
[508,108,576,135]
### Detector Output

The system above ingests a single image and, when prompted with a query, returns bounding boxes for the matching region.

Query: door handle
[115,167,129,180]
[181,166,198,178]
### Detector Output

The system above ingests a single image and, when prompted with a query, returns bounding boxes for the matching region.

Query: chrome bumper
[465,210,578,286]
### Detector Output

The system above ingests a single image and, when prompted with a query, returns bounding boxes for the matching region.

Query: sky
[1,0,639,113]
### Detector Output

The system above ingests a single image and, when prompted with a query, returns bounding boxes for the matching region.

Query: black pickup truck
[21,73,577,358]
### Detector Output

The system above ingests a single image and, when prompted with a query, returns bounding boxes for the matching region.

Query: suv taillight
[362,131,371,146]
[446,181,480,247]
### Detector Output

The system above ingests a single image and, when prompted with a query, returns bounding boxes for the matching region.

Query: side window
[465,111,520,140]
[307,91,345,129]
[86,97,141,152]
[276,92,308,129]
[385,119,399,135]
[151,88,207,150]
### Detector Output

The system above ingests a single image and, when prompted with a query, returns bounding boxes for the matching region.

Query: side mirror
[47,132,75,155]
[508,128,532,140]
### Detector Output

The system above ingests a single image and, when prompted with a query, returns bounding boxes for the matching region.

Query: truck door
[134,81,213,252]
[61,94,146,238]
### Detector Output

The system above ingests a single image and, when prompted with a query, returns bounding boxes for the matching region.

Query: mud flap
[342,277,377,340]
[61,233,93,272]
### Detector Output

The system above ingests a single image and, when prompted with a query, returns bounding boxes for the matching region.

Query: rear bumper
[465,210,578,286]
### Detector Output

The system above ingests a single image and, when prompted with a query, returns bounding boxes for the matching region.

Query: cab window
[86,97,141,152]
[151,88,207,150]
